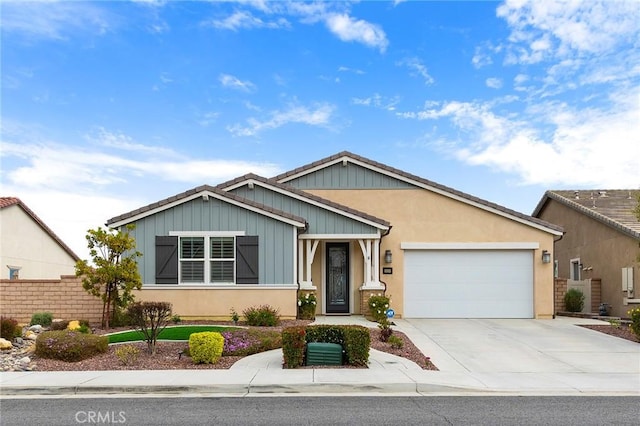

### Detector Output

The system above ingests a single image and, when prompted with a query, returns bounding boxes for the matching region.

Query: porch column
[358,238,384,290]
[299,239,318,290]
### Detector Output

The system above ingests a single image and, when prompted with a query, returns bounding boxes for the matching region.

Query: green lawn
[107,325,239,344]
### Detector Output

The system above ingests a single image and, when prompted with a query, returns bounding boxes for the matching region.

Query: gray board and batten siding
[128,196,296,285]
[230,184,381,235]
[282,162,417,190]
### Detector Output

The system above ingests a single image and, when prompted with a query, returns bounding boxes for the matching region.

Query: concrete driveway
[396,317,640,374]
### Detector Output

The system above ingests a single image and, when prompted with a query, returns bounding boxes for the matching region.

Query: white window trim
[570,258,581,280]
[171,232,246,285]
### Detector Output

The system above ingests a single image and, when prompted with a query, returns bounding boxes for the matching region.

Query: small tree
[127,301,172,355]
[75,225,142,329]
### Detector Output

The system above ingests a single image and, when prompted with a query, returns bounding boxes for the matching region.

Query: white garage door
[404,250,533,318]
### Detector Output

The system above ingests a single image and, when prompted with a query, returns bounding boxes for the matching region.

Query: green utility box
[306,342,343,366]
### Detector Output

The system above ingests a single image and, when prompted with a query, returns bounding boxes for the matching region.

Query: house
[533,190,640,317]
[0,197,80,279]
[106,152,563,319]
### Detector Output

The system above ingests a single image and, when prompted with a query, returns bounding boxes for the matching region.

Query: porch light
[541,250,551,264]
[384,250,392,264]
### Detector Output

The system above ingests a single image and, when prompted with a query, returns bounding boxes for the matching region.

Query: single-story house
[533,190,640,317]
[0,197,80,279]
[107,152,563,319]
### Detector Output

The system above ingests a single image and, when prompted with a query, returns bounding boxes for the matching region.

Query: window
[179,236,234,284]
[156,234,258,285]
[7,266,21,280]
[179,237,205,283]
[210,237,234,283]
[570,258,581,280]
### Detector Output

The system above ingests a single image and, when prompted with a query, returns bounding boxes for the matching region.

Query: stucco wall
[132,286,298,320]
[0,205,77,279]
[308,188,556,319]
[538,200,639,317]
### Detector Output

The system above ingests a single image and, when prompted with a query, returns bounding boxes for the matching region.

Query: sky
[1,0,639,261]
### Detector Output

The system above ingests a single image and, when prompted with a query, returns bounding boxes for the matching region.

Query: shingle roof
[218,173,391,229]
[106,185,307,228]
[274,151,563,235]
[0,197,80,261]
[533,190,640,240]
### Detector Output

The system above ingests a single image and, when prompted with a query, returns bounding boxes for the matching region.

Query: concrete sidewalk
[1,316,638,397]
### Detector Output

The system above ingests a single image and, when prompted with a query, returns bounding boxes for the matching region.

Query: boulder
[0,338,13,350]
[24,331,37,341]
[28,324,43,333]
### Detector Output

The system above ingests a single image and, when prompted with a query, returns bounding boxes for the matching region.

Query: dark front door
[326,242,349,314]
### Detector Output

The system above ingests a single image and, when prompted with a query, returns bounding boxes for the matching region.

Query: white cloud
[397,57,434,85]
[205,11,290,31]
[338,66,365,75]
[397,88,640,187]
[486,78,503,89]
[219,74,257,92]
[497,0,640,61]
[197,111,220,127]
[324,13,388,52]
[352,94,400,111]
[0,1,112,40]
[227,102,335,137]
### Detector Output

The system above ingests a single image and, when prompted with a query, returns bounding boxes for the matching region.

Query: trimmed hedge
[189,331,225,364]
[35,330,108,362]
[282,324,370,368]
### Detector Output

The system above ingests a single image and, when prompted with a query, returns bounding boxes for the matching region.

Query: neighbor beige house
[0,197,79,279]
[108,152,563,319]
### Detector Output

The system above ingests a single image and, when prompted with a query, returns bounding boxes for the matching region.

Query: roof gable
[275,151,563,236]
[0,197,80,261]
[533,190,640,240]
[218,173,390,231]
[106,185,307,229]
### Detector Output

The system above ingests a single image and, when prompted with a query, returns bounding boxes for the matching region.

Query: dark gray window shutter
[156,236,178,284]
[236,235,258,284]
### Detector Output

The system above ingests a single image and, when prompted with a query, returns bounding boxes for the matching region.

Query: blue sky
[2,0,639,260]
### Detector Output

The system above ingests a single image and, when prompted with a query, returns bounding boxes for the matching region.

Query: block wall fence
[554,277,601,314]
[0,275,103,324]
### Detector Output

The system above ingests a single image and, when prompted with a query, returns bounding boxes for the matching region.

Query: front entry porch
[297,234,386,316]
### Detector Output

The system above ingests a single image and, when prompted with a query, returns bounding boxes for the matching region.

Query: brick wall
[0,275,103,324]
[555,277,602,314]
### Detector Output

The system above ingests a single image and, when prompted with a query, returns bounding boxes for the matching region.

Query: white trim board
[400,242,540,250]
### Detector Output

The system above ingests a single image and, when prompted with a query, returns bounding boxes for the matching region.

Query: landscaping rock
[24,331,37,340]
[28,325,44,333]
[0,338,13,350]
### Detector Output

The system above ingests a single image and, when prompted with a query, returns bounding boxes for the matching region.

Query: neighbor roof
[533,190,640,240]
[275,151,564,235]
[0,197,80,261]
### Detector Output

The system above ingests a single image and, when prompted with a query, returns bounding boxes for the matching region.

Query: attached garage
[403,245,535,318]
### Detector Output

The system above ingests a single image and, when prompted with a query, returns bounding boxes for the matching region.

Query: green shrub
[115,344,140,366]
[378,317,393,342]
[127,301,172,355]
[564,288,585,312]
[221,329,281,356]
[297,292,317,320]
[171,314,182,324]
[282,326,306,368]
[0,316,19,340]
[281,325,370,368]
[368,294,390,323]
[111,308,132,327]
[30,312,53,327]
[35,330,108,362]
[51,320,70,331]
[388,335,403,349]
[305,325,344,344]
[628,308,640,339]
[341,325,370,366]
[243,305,280,326]
[189,331,224,364]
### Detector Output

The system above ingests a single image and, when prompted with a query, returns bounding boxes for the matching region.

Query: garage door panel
[404,250,533,318]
